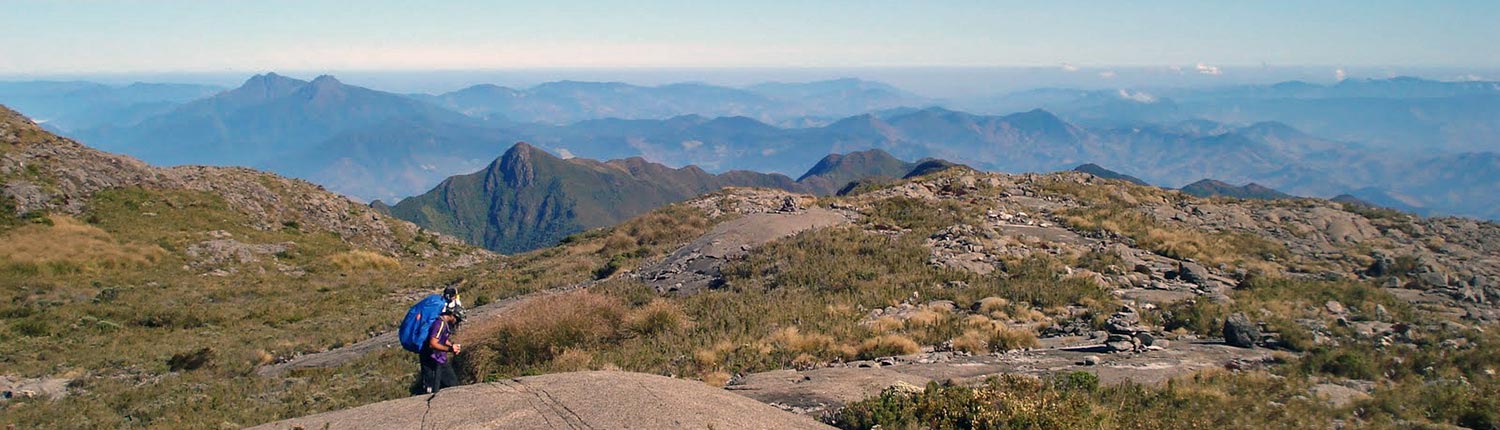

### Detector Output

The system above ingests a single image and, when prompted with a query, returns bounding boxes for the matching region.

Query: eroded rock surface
[637,206,851,294]
[249,371,834,430]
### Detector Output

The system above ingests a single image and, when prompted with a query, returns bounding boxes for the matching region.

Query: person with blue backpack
[401,283,466,394]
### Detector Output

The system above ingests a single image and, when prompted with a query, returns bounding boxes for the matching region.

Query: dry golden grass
[701,370,732,388]
[950,319,1040,353]
[625,299,691,335]
[790,353,820,370]
[988,326,1040,351]
[858,334,920,358]
[461,291,628,377]
[864,316,905,333]
[693,340,738,370]
[903,309,945,328]
[1062,205,1286,269]
[963,314,994,328]
[976,297,1010,314]
[950,330,989,354]
[0,215,165,270]
[549,348,594,372]
[1011,308,1049,323]
[326,250,400,272]
[768,327,857,360]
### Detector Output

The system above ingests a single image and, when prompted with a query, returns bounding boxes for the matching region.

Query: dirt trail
[257,207,852,376]
[256,284,588,377]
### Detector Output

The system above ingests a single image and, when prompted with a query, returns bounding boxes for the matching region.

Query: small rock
[1324,301,1346,315]
[1080,355,1100,366]
[1106,340,1136,352]
[1135,332,1156,347]
[925,300,957,313]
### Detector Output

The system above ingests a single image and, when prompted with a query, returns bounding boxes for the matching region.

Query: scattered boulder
[1105,307,1143,334]
[0,375,71,400]
[1312,382,1372,408]
[185,239,292,268]
[1176,261,1208,285]
[168,347,215,372]
[1223,313,1262,348]
[1366,252,1396,277]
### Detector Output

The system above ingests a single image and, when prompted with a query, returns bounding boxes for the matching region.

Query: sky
[2,0,1498,75]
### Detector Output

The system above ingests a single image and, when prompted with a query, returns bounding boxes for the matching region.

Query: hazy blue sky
[2,0,1497,74]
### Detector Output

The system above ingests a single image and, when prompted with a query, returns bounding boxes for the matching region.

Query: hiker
[419,304,462,394]
[401,283,467,394]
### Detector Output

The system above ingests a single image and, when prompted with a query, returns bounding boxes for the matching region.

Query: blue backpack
[399,294,449,353]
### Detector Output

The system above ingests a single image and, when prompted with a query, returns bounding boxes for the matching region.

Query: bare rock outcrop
[249,371,834,430]
[637,206,851,294]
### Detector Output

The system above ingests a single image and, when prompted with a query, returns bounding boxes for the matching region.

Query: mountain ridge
[387,144,959,253]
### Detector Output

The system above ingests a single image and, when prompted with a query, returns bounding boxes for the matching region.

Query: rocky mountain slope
[387,145,962,254]
[386,142,804,253]
[0,105,435,254]
[1071,163,1147,185]
[796,149,916,195]
[0,104,494,429]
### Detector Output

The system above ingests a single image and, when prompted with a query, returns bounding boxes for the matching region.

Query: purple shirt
[428,319,453,364]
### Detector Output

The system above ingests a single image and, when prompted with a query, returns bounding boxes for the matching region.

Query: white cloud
[1335,68,1347,81]
[761,148,778,156]
[1116,89,1156,103]
[1061,63,1079,72]
[1168,65,1184,74]
[681,139,704,150]
[557,148,575,159]
[1195,63,1222,76]
[1098,70,1116,79]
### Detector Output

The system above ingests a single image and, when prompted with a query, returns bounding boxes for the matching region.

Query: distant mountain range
[1072,163,1148,185]
[7,73,1500,221]
[386,145,953,253]
[1179,179,1294,200]
[71,73,478,168]
[411,78,928,126]
[0,80,223,132]
[976,77,1500,154]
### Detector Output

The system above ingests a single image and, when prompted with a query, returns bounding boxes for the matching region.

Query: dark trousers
[418,354,458,394]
